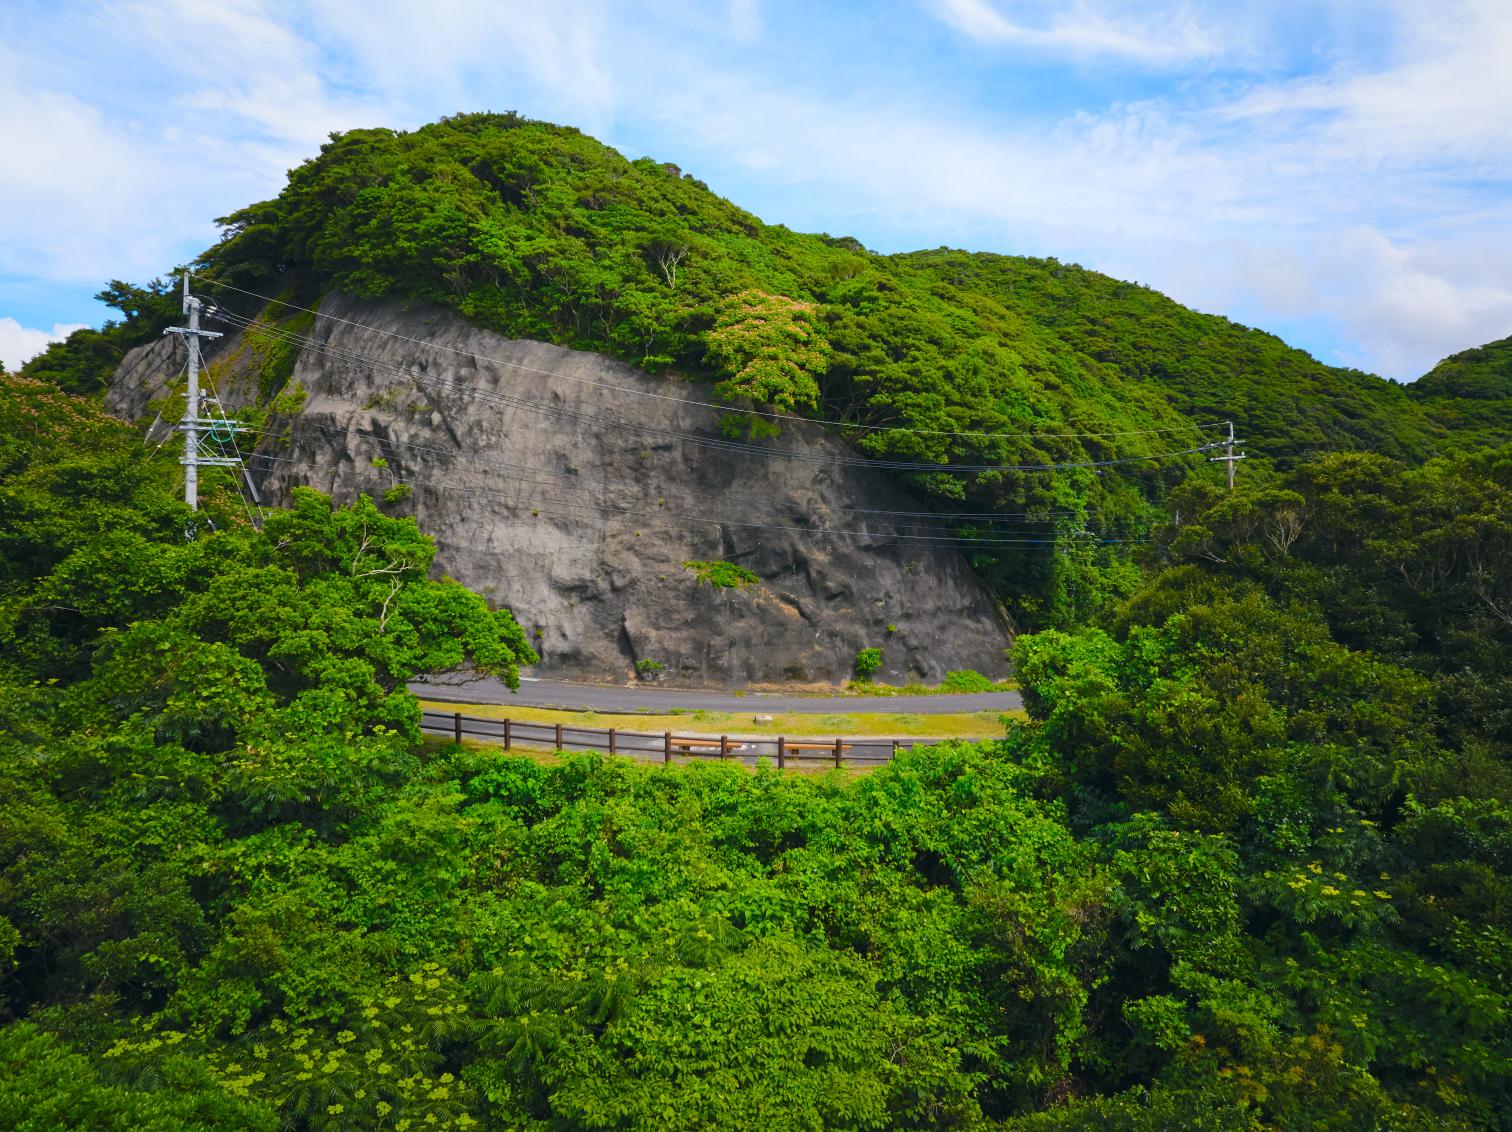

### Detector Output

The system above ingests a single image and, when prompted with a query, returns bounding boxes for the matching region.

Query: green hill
[194,112,1444,467]
[22,111,1502,626]
[35,112,1456,471]
[1409,333,1512,447]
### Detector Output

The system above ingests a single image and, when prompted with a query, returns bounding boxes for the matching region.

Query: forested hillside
[191,113,1452,465]
[4,357,1510,1128]
[25,111,1494,627]
[1409,334,1512,448]
[4,111,1510,1128]
[24,112,1488,474]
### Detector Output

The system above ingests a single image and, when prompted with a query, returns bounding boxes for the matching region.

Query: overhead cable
[290,419,1136,534]
[248,450,1147,549]
[207,307,1221,475]
[198,277,1218,442]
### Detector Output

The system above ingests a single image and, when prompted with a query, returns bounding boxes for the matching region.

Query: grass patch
[845,676,1018,697]
[682,560,761,589]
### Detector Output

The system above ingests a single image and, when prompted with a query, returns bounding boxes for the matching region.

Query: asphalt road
[411,675,1024,715]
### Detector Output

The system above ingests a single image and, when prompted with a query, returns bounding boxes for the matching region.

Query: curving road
[411,674,1023,715]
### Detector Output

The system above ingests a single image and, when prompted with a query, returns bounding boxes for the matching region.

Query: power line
[199,367,264,528]
[213,308,1219,474]
[144,352,189,453]
[1209,420,1247,491]
[143,282,260,526]
[289,418,1142,535]
[249,448,1147,549]
[207,306,1223,475]
[135,345,188,445]
[197,277,1219,443]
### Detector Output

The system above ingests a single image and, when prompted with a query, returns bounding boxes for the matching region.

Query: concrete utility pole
[163,275,231,510]
[1210,419,1246,490]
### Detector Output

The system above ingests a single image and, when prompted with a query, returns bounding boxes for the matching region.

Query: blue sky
[3,0,1511,379]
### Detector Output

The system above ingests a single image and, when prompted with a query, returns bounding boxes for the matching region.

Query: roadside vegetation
[845,667,1016,696]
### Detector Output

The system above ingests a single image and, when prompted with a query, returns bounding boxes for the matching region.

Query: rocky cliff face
[108,293,1013,686]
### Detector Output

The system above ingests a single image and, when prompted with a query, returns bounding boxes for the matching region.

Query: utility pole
[1210,420,1246,490]
[163,275,237,510]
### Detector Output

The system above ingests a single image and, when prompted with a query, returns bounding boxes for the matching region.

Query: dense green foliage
[3,378,1507,1128]
[7,110,1510,1128]
[1409,334,1512,449]
[1001,446,1512,1127]
[29,110,1502,626]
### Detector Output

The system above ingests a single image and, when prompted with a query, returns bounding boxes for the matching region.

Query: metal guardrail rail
[420,709,918,768]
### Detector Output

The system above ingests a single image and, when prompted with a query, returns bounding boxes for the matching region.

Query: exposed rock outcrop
[108,293,1013,685]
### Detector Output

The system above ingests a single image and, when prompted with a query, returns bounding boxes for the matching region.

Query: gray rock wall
[109,293,1013,686]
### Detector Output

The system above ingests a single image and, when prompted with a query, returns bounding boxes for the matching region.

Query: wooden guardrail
[420,709,909,768]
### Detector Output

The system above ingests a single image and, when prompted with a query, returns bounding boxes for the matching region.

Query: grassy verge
[417,699,1022,739]
[843,678,1018,697]
[418,734,878,778]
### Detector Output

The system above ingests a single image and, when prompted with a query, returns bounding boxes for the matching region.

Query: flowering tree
[705,289,829,418]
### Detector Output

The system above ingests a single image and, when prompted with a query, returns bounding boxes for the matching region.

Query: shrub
[682,560,760,589]
[854,647,883,679]
[941,669,995,693]
[635,658,665,679]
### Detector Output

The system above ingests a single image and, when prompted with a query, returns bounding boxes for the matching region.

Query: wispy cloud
[927,0,1222,65]
[728,0,762,42]
[1221,1,1512,168]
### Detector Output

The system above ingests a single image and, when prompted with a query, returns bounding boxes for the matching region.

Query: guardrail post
[834,737,843,768]
[454,712,462,744]
[777,736,785,770]
[663,732,672,764]
[891,738,899,759]
[608,727,617,755]
[503,718,512,750]
[720,735,729,759]
[555,722,564,750]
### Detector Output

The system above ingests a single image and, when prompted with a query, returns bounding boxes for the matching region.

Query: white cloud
[0,319,89,372]
[299,0,617,135]
[1319,228,1512,376]
[1222,1,1512,169]
[0,0,618,289]
[0,60,164,281]
[928,0,1222,65]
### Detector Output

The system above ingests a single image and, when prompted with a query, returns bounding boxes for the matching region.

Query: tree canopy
[5,111,1510,1129]
[28,111,1507,625]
